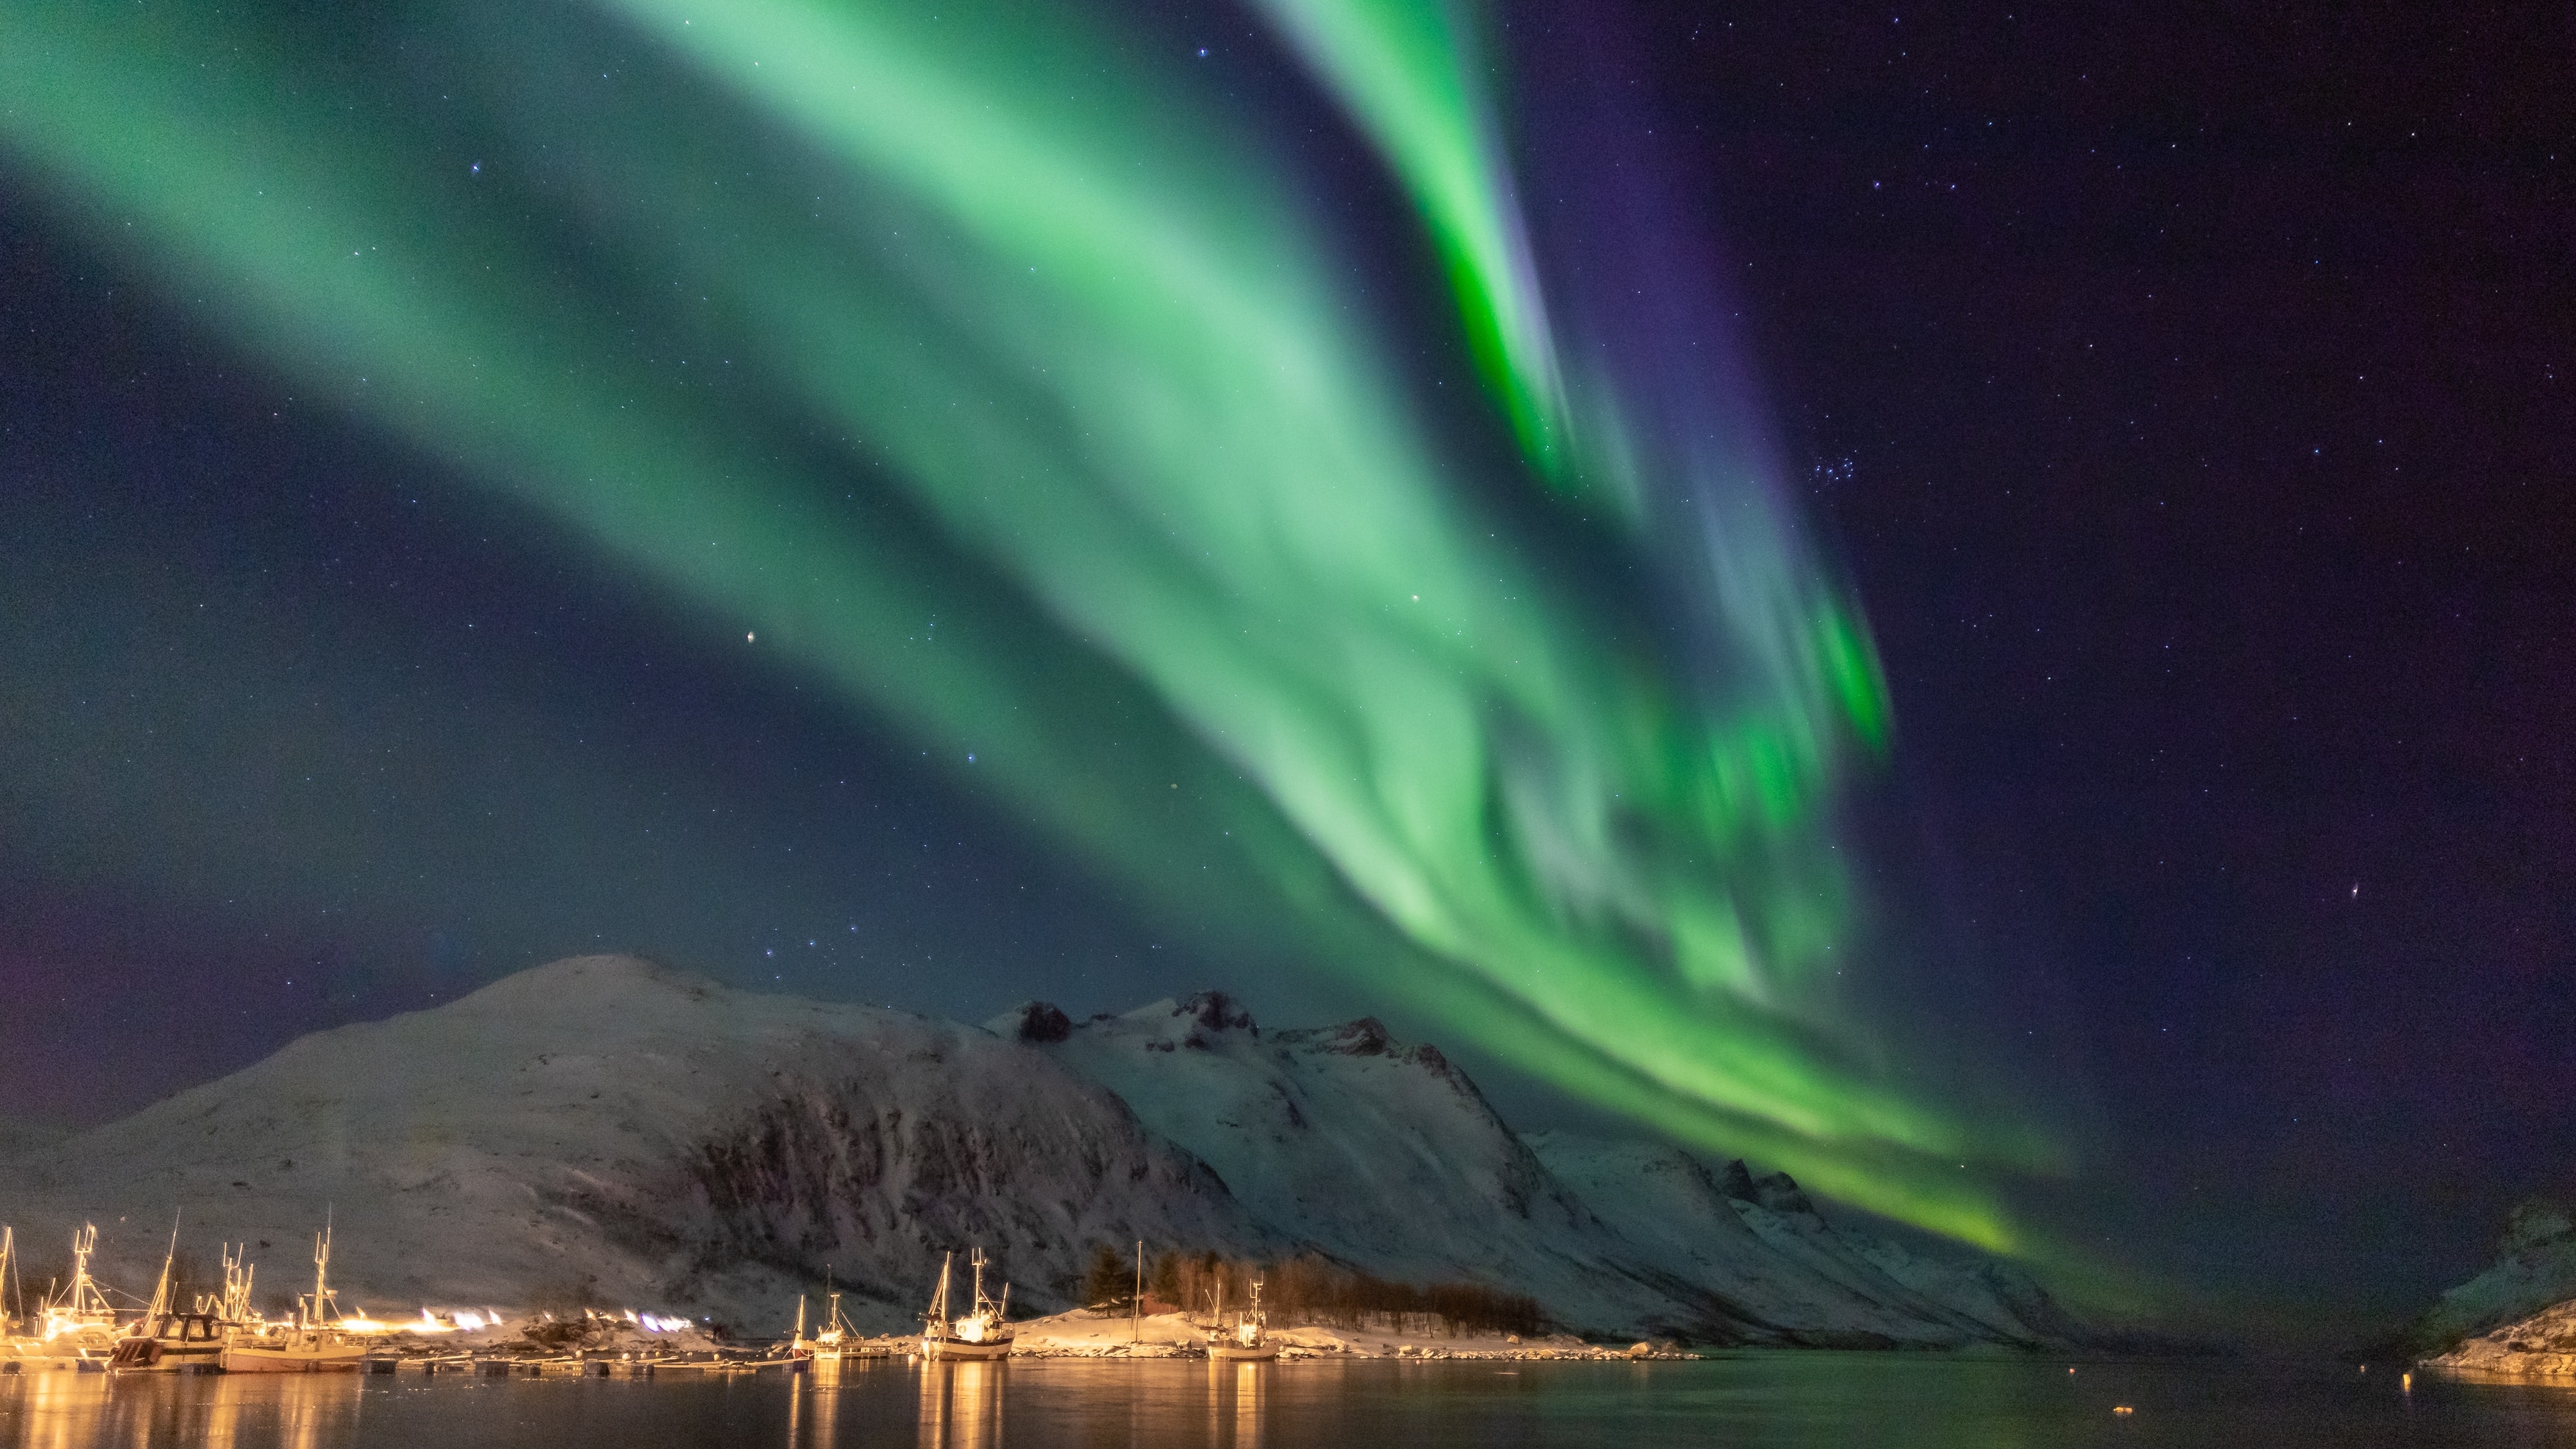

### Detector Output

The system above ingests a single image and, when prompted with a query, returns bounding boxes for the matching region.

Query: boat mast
[310,1208,337,1329]
[62,1222,110,1320]
[927,1251,954,1328]
[219,1244,254,1323]
[148,1213,182,1317]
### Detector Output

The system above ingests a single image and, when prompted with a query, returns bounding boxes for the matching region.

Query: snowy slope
[1526,1134,1951,1345]
[994,994,1714,1335]
[0,1120,68,1160]
[1838,1231,2093,1347]
[3,957,1271,1332]
[2401,1200,2576,1355]
[1008,993,2086,1346]
[1524,1133,2088,1347]
[5,960,2090,1347]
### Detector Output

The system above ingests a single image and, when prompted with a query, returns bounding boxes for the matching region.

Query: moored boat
[222,1320,371,1374]
[107,1311,231,1373]
[222,1222,369,1372]
[813,1283,857,1360]
[13,1225,127,1367]
[1204,1277,1278,1362]
[919,1250,1014,1361]
[110,1221,233,1373]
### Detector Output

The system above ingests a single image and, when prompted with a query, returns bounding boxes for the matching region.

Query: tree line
[1079,1245,1541,1339]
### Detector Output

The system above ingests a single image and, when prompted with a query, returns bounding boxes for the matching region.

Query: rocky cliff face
[3,958,2089,1345]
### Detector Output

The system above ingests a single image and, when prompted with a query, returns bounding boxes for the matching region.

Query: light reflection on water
[7,1363,368,1449]
[7,1356,2576,1448]
[920,1359,1003,1449]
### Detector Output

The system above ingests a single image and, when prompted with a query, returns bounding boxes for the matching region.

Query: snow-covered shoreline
[1000,1309,1691,1360]
[2393,1200,2576,1367]
[2424,1297,2576,1378]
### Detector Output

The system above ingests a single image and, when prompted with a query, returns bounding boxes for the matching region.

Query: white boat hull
[109,1342,227,1373]
[919,1334,1013,1361]
[222,1337,371,1373]
[8,1336,118,1371]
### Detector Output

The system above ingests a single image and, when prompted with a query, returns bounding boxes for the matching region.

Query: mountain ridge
[3,957,2089,1345]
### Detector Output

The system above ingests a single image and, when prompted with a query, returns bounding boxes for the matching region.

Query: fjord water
[4,1356,2570,1448]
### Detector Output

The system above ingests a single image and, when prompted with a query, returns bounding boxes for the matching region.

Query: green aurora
[0,0,2061,1249]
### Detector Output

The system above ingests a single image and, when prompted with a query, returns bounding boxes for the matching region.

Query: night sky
[2,0,2569,1345]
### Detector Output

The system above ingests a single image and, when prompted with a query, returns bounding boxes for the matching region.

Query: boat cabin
[107,1313,230,1370]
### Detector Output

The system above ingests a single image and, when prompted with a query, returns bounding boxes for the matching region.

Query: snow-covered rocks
[1000,1308,1659,1361]
[1014,993,2092,1347]
[1008,994,1658,1330]
[2427,1296,2576,1376]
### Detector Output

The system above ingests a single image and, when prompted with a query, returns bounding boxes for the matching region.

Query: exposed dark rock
[1752,1170,1816,1216]
[1172,991,1256,1035]
[998,1001,1073,1044]
[1716,1158,1758,1201]
[1306,1017,1393,1056]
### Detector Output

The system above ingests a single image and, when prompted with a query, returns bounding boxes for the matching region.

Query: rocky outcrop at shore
[2394,1200,2576,1359]
[2426,1295,2576,1377]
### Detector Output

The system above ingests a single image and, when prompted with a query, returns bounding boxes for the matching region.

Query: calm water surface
[5,1356,2572,1448]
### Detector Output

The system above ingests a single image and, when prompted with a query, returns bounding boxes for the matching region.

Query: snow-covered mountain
[1,957,1268,1333]
[2396,1200,2576,1357]
[1005,992,2090,1347]
[992,993,1694,1335]
[1,958,2088,1345]
[1524,1134,2073,1347]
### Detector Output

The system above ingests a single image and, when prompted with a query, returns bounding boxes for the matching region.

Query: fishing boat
[109,1219,232,1373]
[813,1282,857,1360]
[208,1241,260,1326]
[1204,1277,1278,1362]
[14,1225,127,1367]
[918,1249,1014,1361]
[222,1222,370,1372]
[107,1311,231,1372]
[785,1294,813,1359]
[110,1237,261,1373]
